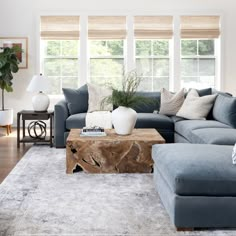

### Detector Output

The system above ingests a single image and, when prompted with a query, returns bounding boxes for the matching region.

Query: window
[181,39,216,89]
[180,16,220,89]
[40,16,80,94]
[136,40,170,91]
[89,40,124,88]
[39,15,221,95]
[88,16,126,88]
[41,40,79,95]
[134,16,173,91]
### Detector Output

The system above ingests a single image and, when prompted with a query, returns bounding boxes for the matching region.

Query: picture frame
[0,37,28,69]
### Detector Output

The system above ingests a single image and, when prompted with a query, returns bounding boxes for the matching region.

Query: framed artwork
[0,37,28,69]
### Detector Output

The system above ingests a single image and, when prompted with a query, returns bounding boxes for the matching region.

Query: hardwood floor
[0,128,32,184]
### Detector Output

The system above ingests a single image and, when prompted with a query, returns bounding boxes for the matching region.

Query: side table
[17,110,54,148]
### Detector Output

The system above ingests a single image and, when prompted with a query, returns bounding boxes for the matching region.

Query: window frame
[88,39,125,86]
[135,39,171,91]
[181,38,217,89]
[40,39,80,95]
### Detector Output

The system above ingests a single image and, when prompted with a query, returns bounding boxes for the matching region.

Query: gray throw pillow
[159,88,185,116]
[213,94,236,128]
[177,89,217,120]
[62,84,88,115]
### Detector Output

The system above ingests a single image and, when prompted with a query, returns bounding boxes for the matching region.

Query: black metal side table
[17,110,54,148]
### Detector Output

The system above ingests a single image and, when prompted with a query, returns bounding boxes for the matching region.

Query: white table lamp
[27,74,50,112]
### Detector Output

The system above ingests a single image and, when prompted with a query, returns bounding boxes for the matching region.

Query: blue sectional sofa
[54,84,173,147]
[55,84,236,229]
[54,85,219,147]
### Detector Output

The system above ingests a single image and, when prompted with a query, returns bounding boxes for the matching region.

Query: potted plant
[102,70,151,135]
[0,46,20,127]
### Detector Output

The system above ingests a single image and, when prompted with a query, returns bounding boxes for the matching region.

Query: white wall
[1,0,236,126]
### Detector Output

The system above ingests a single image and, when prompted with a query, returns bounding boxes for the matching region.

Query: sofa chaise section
[174,119,236,144]
[152,143,236,229]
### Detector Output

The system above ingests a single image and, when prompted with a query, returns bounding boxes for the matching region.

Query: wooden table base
[0,125,12,135]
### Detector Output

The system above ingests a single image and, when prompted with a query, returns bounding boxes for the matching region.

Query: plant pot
[0,109,13,126]
[112,106,137,135]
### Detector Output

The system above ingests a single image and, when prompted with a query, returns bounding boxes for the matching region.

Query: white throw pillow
[159,88,185,116]
[87,83,113,112]
[176,89,217,120]
[232,144,236,165]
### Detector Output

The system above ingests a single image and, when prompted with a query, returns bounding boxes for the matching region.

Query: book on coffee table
[80,126,106,136]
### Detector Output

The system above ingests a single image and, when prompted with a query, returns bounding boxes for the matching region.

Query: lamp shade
[27,75,50,92]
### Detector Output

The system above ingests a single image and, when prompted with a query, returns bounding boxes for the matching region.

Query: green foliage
[136,40,169,56]
[181,39,214,56]
[198,40,214,55]
[181,40,197,55]
[101,70,153,108]
[0,46,21,110]
[90,40,123,56]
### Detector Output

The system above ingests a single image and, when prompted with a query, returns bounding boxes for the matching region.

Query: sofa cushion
[213,94,236,128]
[152,143,236,196]
[176,89,217,120]
[132,92,160,113]
[66,113,86,130]
[191,128,236,145]
[63,85,88,115]
[175,120,230,142]
[135,113,174,132]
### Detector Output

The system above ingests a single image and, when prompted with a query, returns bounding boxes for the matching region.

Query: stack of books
[80,126,106,136]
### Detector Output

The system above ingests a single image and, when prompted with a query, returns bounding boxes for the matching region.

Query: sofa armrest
[54,100,69,148]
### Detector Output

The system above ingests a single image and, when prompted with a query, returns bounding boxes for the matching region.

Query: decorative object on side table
[27,74,50,112]
[0,46,21,135]
[102,70,151,135]
[28,120,47,139]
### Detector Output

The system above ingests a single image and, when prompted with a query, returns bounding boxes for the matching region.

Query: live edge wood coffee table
[66,128,165,174]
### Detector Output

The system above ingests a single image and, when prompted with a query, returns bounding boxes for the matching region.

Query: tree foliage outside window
[181,39,215,89]
[40,37,218,95]
[89,40,124,89]
[42,40,79,95]
[136,40,170,91]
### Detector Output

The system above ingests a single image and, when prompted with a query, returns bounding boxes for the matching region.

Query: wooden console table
[66,128,165,174]
[17,110,54,148]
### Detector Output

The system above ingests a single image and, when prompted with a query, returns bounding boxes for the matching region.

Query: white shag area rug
[0,146,235,236]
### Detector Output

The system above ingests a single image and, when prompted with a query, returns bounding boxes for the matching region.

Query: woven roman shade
[134,16,173,39]
[88,16,126,39]
[181,16,220,38]
[40,16,80,40]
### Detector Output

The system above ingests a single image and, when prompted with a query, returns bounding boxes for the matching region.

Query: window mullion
[172,15,181,91]
[126,15,135,72]
[80,15,88,85]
